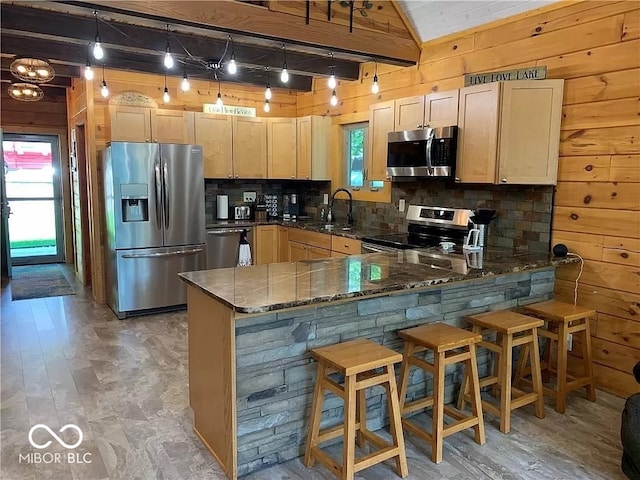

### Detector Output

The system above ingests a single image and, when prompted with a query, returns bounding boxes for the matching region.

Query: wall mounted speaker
[552,243,568,257]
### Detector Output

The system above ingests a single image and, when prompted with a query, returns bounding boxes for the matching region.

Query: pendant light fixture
[10,57,55,83]
[264,67,272,100]
[371,58,379,94]
[84,45,94,80]
[280,44,289,83]
[227,35,237,75]
[100,64,109,98]
[163,24,174,69]
[163,73,170,103]
[330,89,338,107]
[181,72,190,92]
[8,83,44,102]
[216,77,223,107]
[93,11,104,60]
[327,52,336,89]
[264,99,270,113]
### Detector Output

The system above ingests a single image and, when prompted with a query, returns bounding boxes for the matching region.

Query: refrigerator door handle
[163,158,170,230]
[121,248,204,259]
[154,160,162,230]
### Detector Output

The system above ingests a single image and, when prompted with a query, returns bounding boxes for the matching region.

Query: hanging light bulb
[327,53,336,89]
[163,24,174,69]
[93,11,104,60]
[216,77,223,107]
[84,62,94,81]
[163,73,170,103]
[227,35,237,75]
[264,99,270,113]
[371,58,379,94]
[181,72,190,92]
[330,89,338,107]
[280,44,289,83]
[265,67,272,100]
[100,65,109,98]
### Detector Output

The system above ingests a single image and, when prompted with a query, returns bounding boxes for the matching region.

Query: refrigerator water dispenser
[120,183,149,222]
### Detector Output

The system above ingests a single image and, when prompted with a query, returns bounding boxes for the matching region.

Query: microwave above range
[387,126,457,178]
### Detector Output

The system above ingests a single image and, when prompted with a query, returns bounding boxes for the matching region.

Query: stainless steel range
[361,205,473,253]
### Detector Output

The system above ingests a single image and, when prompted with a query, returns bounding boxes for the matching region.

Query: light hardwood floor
[0,270,628,480]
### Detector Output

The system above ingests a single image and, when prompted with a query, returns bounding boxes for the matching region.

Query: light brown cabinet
[193,113,233,179]
[296,116,331,180]
[267,118,297,179]
[369,101,395,181]
[330,236,362,256]
[394,90,460,132]
[288,229,332,261]
[277,226,289,262]
[232,117,267,178]
[255,225,278,265]
[456,80,564,185]
[109,106,193,144]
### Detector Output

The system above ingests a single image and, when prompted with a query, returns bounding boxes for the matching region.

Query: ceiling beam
[0,70,71,88]
[0,3,360,80]
[1,33,313,91]
[68,0,420,65]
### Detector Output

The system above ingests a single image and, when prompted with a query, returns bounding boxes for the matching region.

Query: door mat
[11,264,75,301]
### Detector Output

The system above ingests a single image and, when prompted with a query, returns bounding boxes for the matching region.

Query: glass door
[2,134,64,265]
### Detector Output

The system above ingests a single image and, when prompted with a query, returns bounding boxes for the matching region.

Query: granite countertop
[179,247,578,314]
[205,219,392,240]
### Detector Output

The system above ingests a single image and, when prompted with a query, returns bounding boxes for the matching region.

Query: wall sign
[203,104,256,117]
[110,91,158,107]
[464,66,547,87]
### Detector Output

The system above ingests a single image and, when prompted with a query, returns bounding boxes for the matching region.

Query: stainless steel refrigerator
[102,142,206,318]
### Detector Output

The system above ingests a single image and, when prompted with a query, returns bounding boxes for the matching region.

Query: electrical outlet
[567,333,573,351]
[399,199,405,212]
[323,193,329,205]
[243,191,256,203]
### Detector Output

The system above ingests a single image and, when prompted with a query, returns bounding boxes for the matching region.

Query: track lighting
[163,25,174,69]
[280,44,289,83]
[264,99,270,113]
[163,74,170,103]
[227,36,237,75]
[371,58,379,94]
[265,67,272,100]
[328,53,336,89]
[330,89,338,107]
[93,11,104,60]
[100,65,108,98]
[181,72,190,92]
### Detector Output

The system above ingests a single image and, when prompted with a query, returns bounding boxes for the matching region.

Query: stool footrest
[355,446,400,473]
[317,421,363,444]
[310,446,342,477]
[510,392,539,410]
[443,416,480,437]
[402,396,435,415]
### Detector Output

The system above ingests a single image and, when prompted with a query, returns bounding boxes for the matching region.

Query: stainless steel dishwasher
[206,226,254,269]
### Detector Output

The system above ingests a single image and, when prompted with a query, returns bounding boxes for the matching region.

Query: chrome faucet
[327,188,354,226]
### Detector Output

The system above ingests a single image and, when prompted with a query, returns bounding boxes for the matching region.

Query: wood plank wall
[297,1,640,397]
[1,89,74,266]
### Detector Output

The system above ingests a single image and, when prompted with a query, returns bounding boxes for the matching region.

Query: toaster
[234,206,251,220]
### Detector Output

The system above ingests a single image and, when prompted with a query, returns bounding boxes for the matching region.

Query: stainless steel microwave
[387,126,457,178]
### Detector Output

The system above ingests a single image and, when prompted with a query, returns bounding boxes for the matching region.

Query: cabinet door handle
[145,138,150,142]
[306,176,309,179]
[228,175,233,178]
[235,175,239,178]
[455,177,461,182]
[291,176,295,179]
[417,124,422,129]
[501,178,508,183]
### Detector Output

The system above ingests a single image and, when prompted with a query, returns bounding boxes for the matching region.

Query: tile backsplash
[206,179,554,252]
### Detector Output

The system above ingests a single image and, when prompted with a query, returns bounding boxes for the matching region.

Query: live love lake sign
[464,66,547,87]
[203,104,256,117]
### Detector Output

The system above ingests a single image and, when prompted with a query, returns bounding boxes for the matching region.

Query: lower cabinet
[277,226,289,262]
[255,225,278,265]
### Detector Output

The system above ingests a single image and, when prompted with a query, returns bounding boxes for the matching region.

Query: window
[344,123,383,191]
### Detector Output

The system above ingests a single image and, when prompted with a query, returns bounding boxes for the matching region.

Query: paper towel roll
[216,195,229,220]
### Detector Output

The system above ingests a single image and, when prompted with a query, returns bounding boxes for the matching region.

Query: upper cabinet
[267,117,297,179]
[194,113,233,179]
[394,90,460,131]
[456,80,564,185]
[369,100,395,181]
[109,106,193,144]
[233,117,267,178]
[296,116,331,180]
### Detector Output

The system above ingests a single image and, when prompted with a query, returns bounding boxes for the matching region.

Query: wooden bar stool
[304,338,408,480]
[397,323,485,464]
[458,310,545,434]
[520,300,596,413]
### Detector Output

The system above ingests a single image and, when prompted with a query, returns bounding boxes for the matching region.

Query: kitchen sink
[323,224,352,231]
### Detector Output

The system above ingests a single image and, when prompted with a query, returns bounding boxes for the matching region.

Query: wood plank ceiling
[0,1,420,92]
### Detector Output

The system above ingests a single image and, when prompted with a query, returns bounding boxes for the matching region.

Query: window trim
[330,112,391,203]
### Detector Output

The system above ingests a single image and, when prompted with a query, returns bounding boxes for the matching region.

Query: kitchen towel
[237,229,252,267]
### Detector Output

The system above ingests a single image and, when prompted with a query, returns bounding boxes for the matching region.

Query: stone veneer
[233,268,555,476]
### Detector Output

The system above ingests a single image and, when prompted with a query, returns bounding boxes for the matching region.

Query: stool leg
[499,334,514,434]
[342,374,357,480]
[398,342,414,412]
[385,364,409,478]
[513,343,530,389]
[493,332,503,398]
[467,343,486,445]
[456,362,470,411]
[432,351,446,463]
[304,363,327,467]
[556,322,569,414]
[541,330,552,384]
[530,330,545,419]
[356,388,366,448]
[582,320,596,402]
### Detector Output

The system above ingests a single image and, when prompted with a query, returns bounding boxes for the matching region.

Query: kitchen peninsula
[179,248,577,478]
